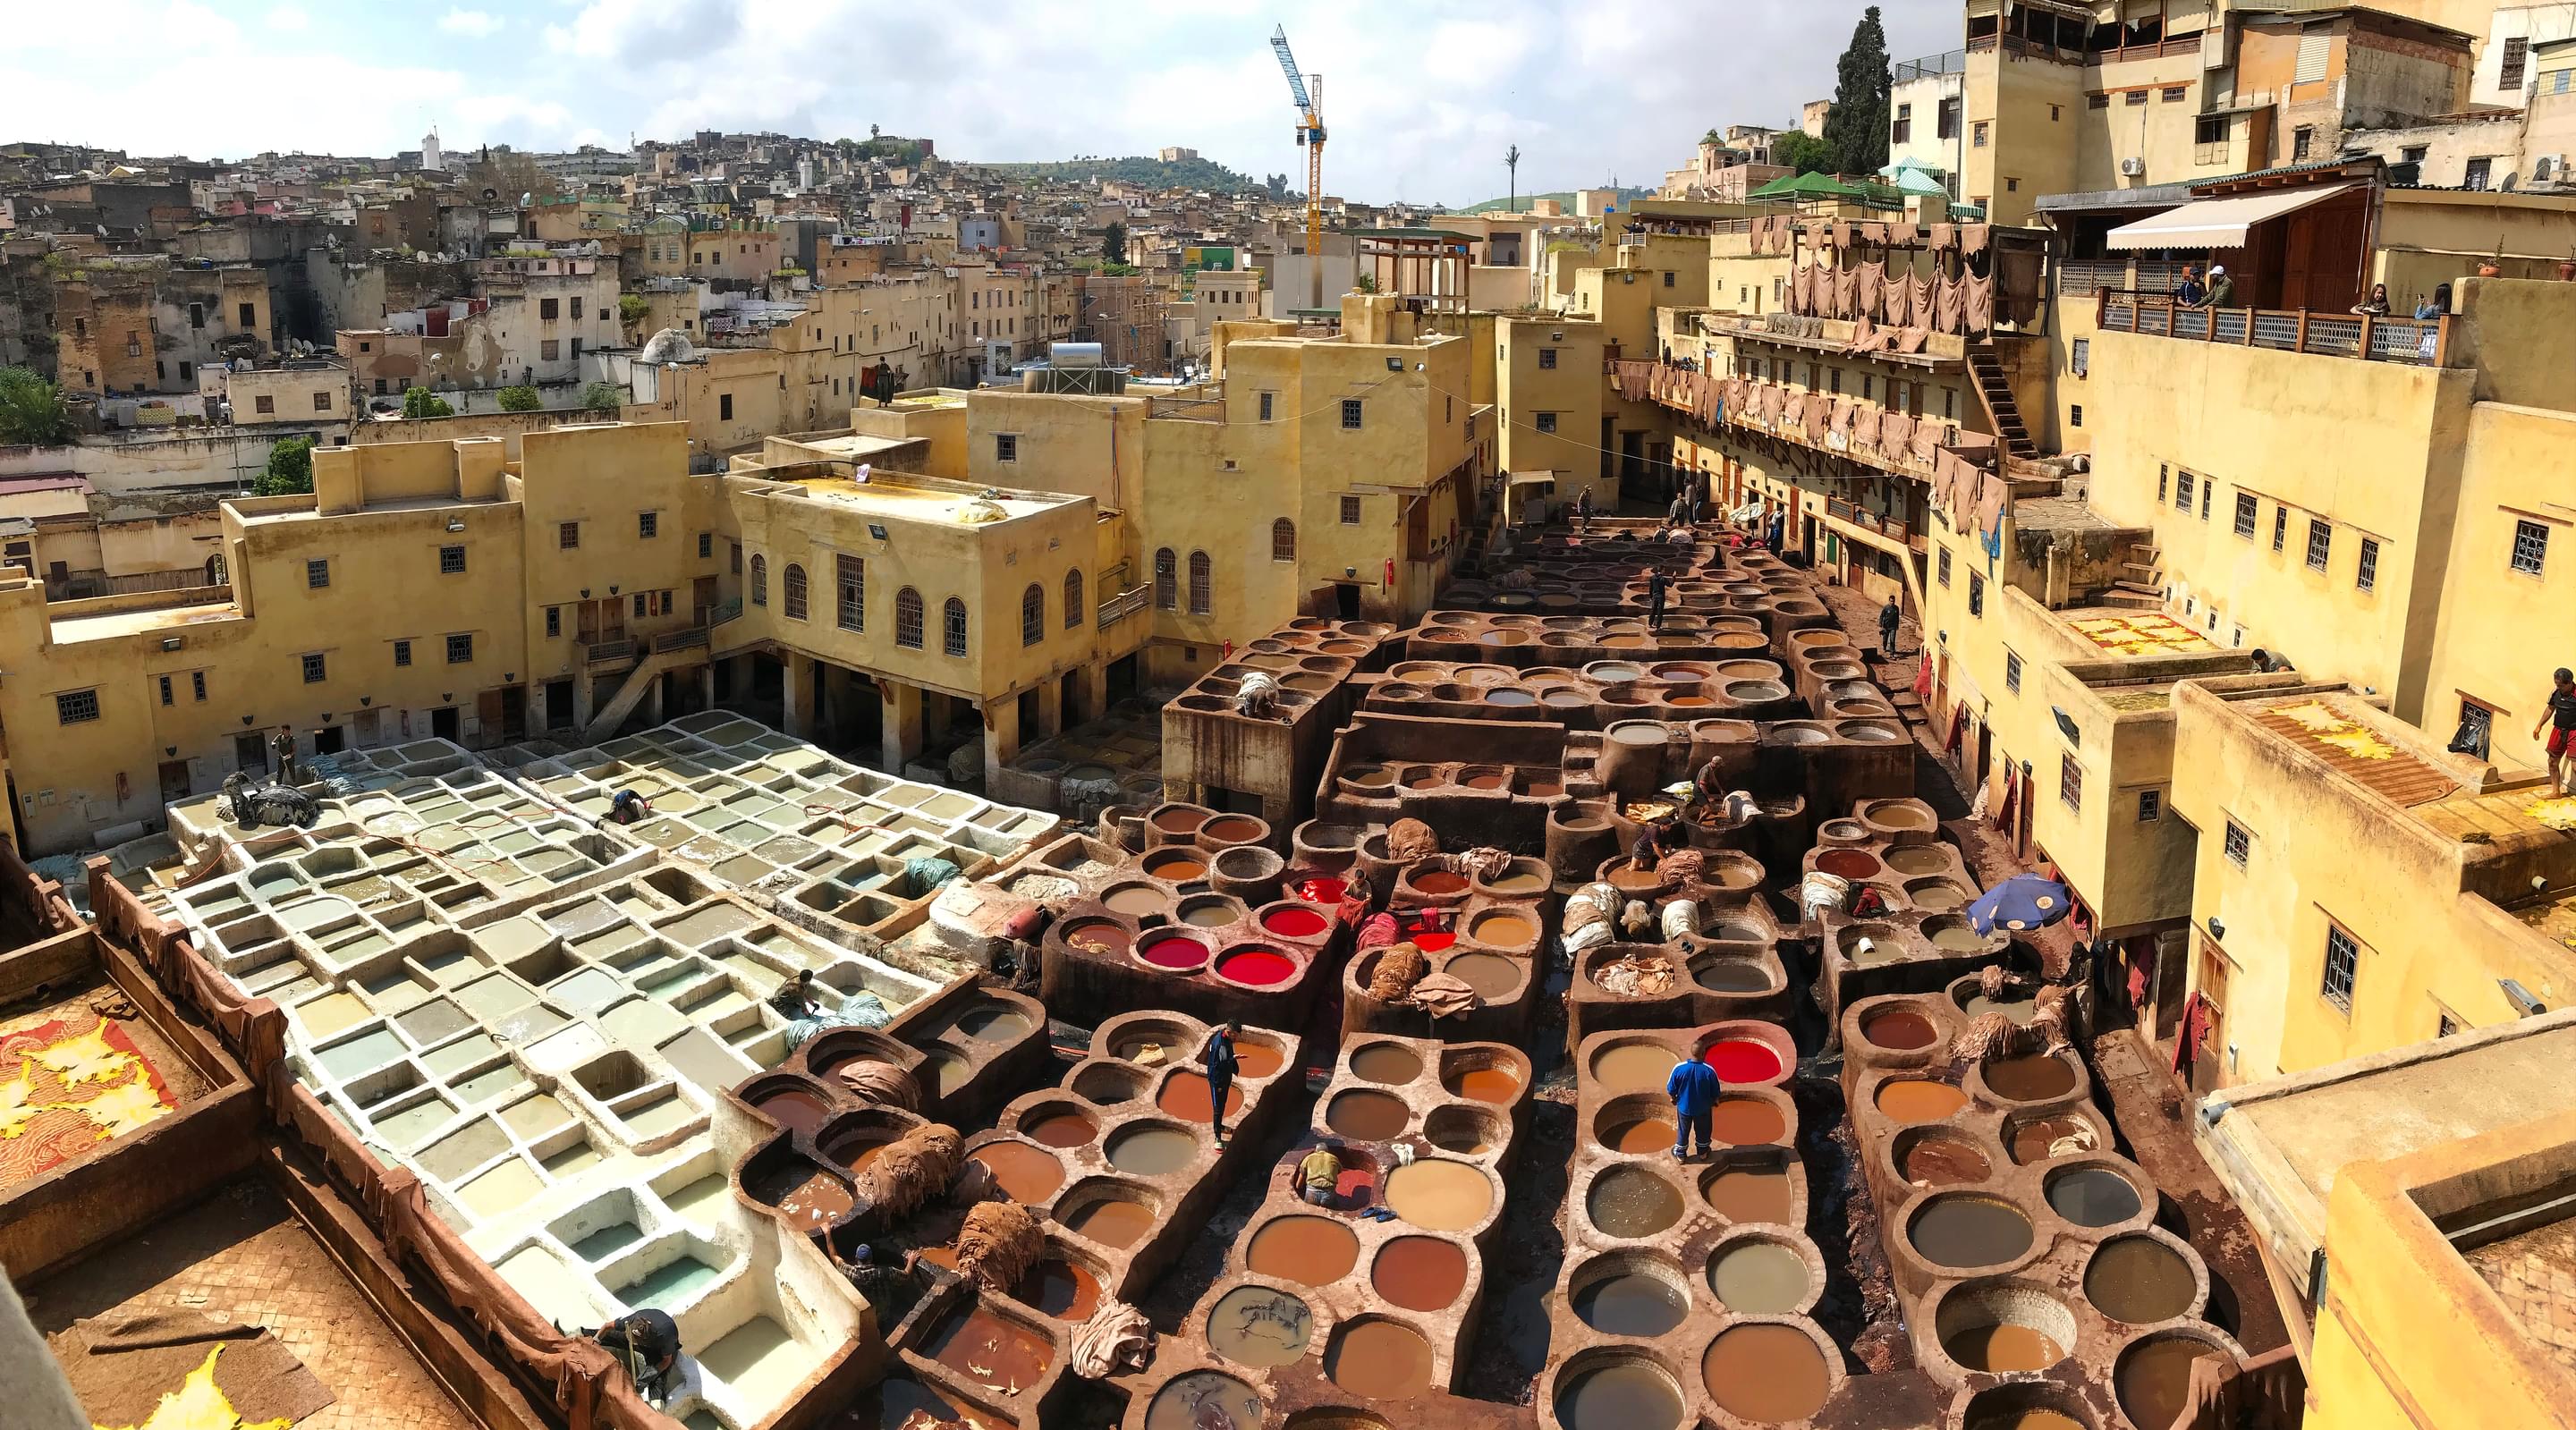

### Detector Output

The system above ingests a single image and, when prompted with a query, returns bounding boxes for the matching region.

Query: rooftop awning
[2104,183,2356,251]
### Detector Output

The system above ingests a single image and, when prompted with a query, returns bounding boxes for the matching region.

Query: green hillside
[972,154,1266,194]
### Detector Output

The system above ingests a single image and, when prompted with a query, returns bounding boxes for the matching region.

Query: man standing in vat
[1299,1143,1344,1206]
[1202,1022,1241,1145]
[1878,595,1902,658]
[1646,568,1669,632]
[1667,1049,1721,1163]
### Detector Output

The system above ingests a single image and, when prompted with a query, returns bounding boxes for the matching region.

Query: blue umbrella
[1967,875,2073,936]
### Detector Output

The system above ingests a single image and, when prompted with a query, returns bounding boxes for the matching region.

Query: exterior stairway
[580,628,708,745]
[1968,351,2040,462]
[2105,542,2165,610]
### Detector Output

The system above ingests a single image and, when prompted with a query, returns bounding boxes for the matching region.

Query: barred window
[56,689,100,724]
[1021,583,1044,646]
[750,554,768,605]
[445,633,473,664]
[1937,547,1952,587]
[2233,494,2257,538]
[2004,651,2023,693]
[301,653,326,683]
[2356,538,2379,592]
[2224,820,2250,867]
[1969,571,1985,617]
[1272,519,1296,563]
[2322,925,2360,1012]
[1155,548,1177,609]
[307,558,330,588]
[783,563,809,621]
[943,597,969,656]
[2305,520,2332,572]
[439,545,465,574]
[2060,751,2083,810]
[2175,470,2194,511]
[1188,551,1212,615]
[2513,519,2550,575]
[1063,569,1083,627]
[895,588,924,648]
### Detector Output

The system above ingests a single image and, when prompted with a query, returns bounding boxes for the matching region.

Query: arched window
[1021,583,1044,647]
[1154,548,1176,610]
[943,597,969,656]
[783,563,809,621]
[1063,569,1084,628]
[1187,550,1212,615]
[205,553,227,586]
[894,587,924,648]
[1270,518,1296,563]
[750,554,767,606]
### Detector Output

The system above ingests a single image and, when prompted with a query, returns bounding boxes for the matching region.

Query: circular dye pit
[1326,1319,1434,1401]
[1142,850,1208,883]
[1259,905,1329,939]
[1701,1163,1795,1223]
[1965,1402,2085,1430]
[1385,1159,1493,1231]
[1326,1089,1412,1141]
[1692,958,1772,994]
[1134,932,1210,972]
[953,1004,1033,1042]
[1485,865,1549,894]
[1484,690,1537,708]
[1072,1062,1148,1104]
[1944,1321,2067,1374]
[1708,1240,1809,1313]
[1413,870,1471,897]
[1709,1096,1788,1145]
[1102,884,1167,918]
[1177,899,1241,929]
[1816,848,1882,880]
[1247,1214,1360,1286]
[1216,947,1295,986]
[2046,1166,2143,1227]
[1351,1044,1424,1085]
[2088,1235,2197,1324]
[1589,1041,1678,1094]
[1899,1131,1994,1189]
[1207,1284,1313,1367]
[1573,1266,1689,1336]
[1931,922,1993,953]
[1059,918,1132,956]
[1867,800,1936,830]
[1911,1195,2035,1269]
[1373,1236,1469,1312]
[1017,1257,1101,1321]
[1468,910,1538,949]
[1910,881,1970,911]
[2118,1336,2227,1430]
[1063,1192,1156,1249]
[755,1087,829,1137]
[1104,1123,1199,1176]
[1144,1371,1261,1430]
[1233,1042,1285,1079]
[1298,876,1350,905]
[1024,1113,1097,1148]
[1445,952,1521,999]
[970,1140,1067,1204]
[1597,1110,1677,1155]
[2007,1113,2097,1164]
[1861,1007,1941,1051]
[1701,1038,1783,1083]
[1884,845,1953,876]
[1156,1071,1243,1123]
[748,1157,852,1229]
[1555,1358,1683,1430]
[919,1050,969,1097]
[1876,1079,1970,1128]
[1984,1052,2080,1102]
[1445,1061,1521,1105]
[1702,1324,1830,1423]
[1588,1165,1684,1239]
[1201,816,1265,844]
[1151,808,1211,835]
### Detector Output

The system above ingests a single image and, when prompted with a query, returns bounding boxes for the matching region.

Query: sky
[4,0,1961,206]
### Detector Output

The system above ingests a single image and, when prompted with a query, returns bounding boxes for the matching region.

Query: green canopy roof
[1749,171,1908,206]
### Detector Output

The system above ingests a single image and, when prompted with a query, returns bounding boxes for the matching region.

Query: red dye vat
[1217,948,1296,986]
[1261,906,1329,938]
[1703,1038,1784,1083]
[1297,877,1349,905]
[1136,935,1208,970]
[1411,930,1457,952]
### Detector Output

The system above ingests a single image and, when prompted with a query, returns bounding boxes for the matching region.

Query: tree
[1771,131,1838,176]
[402,385,454,419]
[617,293,648,326]
[580,382,623,414]
[255,436,315,496]
[497,385,541,412]
[1101,221,1128,264]
[1266,173,1290,198]
[0,366,73,445]
[1353,274,1379,294]
[1824,5,1893,177]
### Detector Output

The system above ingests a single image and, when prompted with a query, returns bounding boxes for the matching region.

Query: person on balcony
[2531,666,2576,797]
[2351,283,2391,317]
[2415,283,2451,321]
[2198,266,2233,309]
[2174,265,2206,306]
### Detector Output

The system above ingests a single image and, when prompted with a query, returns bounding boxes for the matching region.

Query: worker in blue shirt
[1667,1051,1721,1161]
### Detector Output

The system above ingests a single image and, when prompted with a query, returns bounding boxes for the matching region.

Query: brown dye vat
[1869,801,1936,830]
[1911,1197,2034,1268]
[1026,1113,1096,1148]
[1815,848,1882,880]
[2048,1167,2143,1226]
[750,1161,853,1230]
[1932,924,1991,952]
[2009,1115,2091,1164]
[1708,1240,1809,1313]
[1468,910,1538,948]
[1346,766,1395,788]
[1555,1360,1683,1429]
[1202,816,1264,842]
[1588,1165,1684,1238]
[1208,1285,1314,1367]
[2088,1236,2196,1324]
[1667,694,1712,707]
[1599,1113,1678,1154]
[925,1303,1055,1394]
[1573,1272,1689,1336]
[1062,918,1132,954]
[1326,1319,1435,1400]
[1248,1214,1360,1285]
[2118,1338,2224,1430]
[1373,1236,1470,1311]
[1945,1324,2066,1374]
[1352,1044,1425,1084]
[1152,808,1210,833]
[1157,1071,1243,1122]
[1179,903,1238,928]
[1446,952,1521,999]
[1234,1042,1285,1079]
[1986,1053,2080,1102]
[1911,881,1970,910]
[1694,959,1770,993]
[971,1141,1067,1204]
[1861,1008,1941,1050]
[1486,867,1548,894]
[1877,1079,1970,1124]
[1447,1064,1521,1104]
[1327,1088,1414,1140]
[1144,851,1208,882]
[1702,1324,1829,1423]
[1103,886,1165,917]
[1405,774,1445,791]
[1063,1195,1156,1248]
[1607,866,1663,892]
[1709,1096,1787,1145]
[1901,1136,1993,1188]
[1106,1124,1199,1175]
[1702,1164,1794,1223]
[1976,1412,2083,1430]
[1481,691,1536,711]
[1385,1159,1493,1231]
[1884,845,1954,876]
[1019,1258,1102,1321]
[1591,1041,1675,1093]
[756,1087,830,1137]
[1415,870,1470,895]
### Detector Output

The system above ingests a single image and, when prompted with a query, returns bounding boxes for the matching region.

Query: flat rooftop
[50,597,244,644]
[787,475,1069,521]
[2236,690,2466,808]
[2057,607,2218,657]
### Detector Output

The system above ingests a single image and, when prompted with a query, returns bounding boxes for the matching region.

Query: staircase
[1967,351,2040,462]
[2106,541,2165,611]
[579,630,708,745]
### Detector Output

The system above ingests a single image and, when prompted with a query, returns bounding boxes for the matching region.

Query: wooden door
[693,576,718,625]
[2193,937,2232,1090]
[600,598,625,643]
[475,690,505,747]
[576,602,600,645]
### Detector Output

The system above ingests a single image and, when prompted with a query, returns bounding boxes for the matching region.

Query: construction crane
[1270,25,1326,310]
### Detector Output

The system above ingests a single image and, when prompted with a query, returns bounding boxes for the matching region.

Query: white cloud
[267,4,309,31]
[438,8,504,38]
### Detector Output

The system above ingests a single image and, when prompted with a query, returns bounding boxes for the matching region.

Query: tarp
[2105,184,2355,251]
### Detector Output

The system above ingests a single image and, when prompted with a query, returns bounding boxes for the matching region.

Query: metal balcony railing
[2097,292,2452,366]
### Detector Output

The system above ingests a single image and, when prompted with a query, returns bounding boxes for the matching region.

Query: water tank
[1049,342,1104,368]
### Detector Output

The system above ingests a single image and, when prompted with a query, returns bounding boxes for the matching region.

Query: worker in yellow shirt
[1297,1144,1343,1207]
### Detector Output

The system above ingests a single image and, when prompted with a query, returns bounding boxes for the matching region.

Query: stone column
[881,680,926,773]
[1033,679,1063,742]
[783,654,810,739]
[982,696,1022,789]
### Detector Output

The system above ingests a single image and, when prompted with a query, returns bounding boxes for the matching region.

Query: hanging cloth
[1976,470,2008,541]
[1894,326,1930,355]
[1858,260,1885,319]
[1829,399,1857,449]
[1911,419,1943,465]
[1805,393,1831,445]
[1936,275,1967,334]
[1880,410,1914,457]
[1930,222,1955,255]
[1996,247,2045,327]
[1965,273,1996,335]
[1960,224,1991,258]
[1835,266,1860,318]
[1901,271,1928,327]
[1862,221,1890,247]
